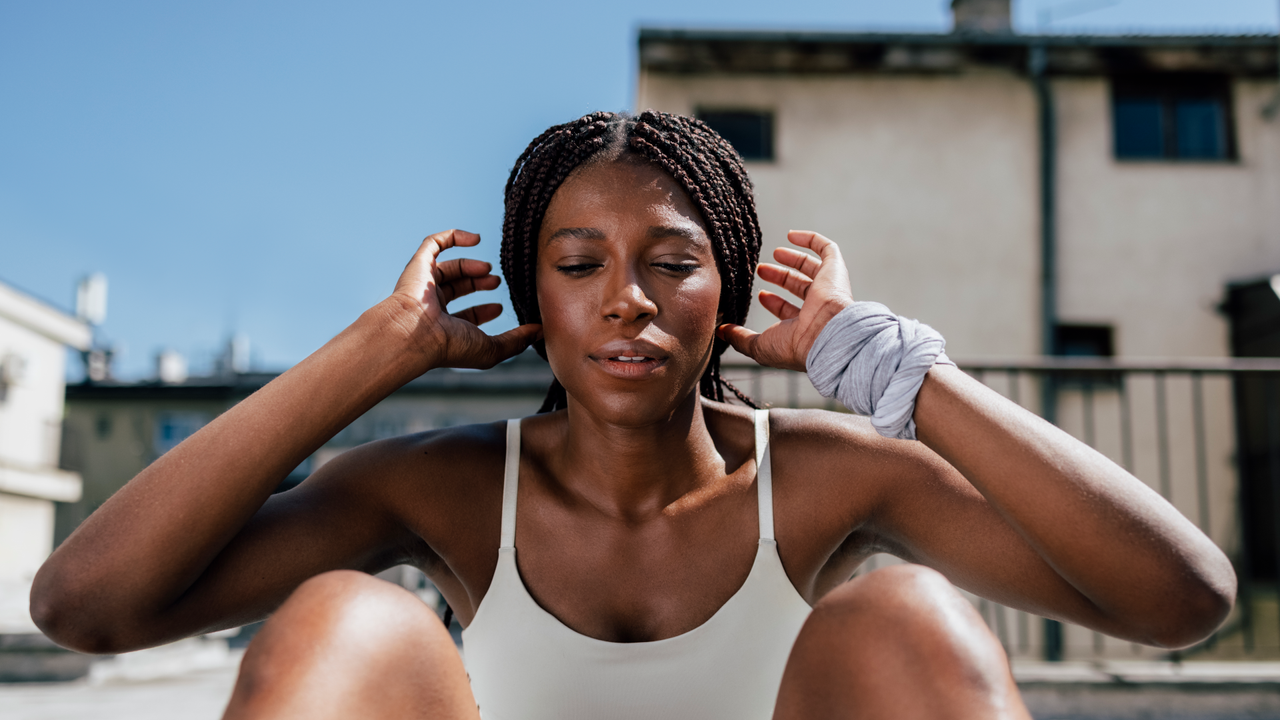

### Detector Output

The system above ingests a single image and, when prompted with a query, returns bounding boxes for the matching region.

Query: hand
[716,230,854,373]
[381,229,541,371]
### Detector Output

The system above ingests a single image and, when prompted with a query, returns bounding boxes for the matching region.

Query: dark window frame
[1054,323,1115,358]
[1110,74,1237,163]
[1053,323,1120,387]
[695,108,776,162]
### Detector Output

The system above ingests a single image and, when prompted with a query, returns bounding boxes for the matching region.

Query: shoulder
[761,408,957,534]
[304,420,511,549]
[767,407,947,479]
[313,420,508,491]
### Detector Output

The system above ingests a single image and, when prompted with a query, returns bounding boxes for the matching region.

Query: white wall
[0,320,71,470]
[1055,77,1280,358]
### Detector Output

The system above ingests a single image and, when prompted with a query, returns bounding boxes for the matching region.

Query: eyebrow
[645,224,707,244]
[545,227,606,245]
[544,224,708,247]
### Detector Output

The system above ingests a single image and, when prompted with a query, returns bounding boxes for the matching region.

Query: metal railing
[721,357,1280,661]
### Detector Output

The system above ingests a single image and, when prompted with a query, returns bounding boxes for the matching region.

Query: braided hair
[501,110,760,412]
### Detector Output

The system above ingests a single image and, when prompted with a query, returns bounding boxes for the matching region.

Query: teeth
[614,356,649,363]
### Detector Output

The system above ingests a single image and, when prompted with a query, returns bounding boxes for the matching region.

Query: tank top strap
[500,418,522,549]
[753,409,775,542]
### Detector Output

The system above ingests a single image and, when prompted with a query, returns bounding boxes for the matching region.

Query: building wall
[638,69,1042,360]
[0,319,70,471]
[0,285,86,632]
[1055,76,1280,358]
[58,398,232,541]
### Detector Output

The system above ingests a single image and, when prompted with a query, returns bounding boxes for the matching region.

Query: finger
[440,274,501,304]
[787,230,843,266]
[716,324,761,361]
[394,230,480,297]
[773,247,821,280]
[435,257,493,284]
[757,263,813,300]
[479,324,543,368]
[760,291,801,321]
[451,302,504,326]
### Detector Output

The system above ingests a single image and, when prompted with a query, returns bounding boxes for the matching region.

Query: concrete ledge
[0,283,90,350]
[1015,662,1280,719]
[0,634,93,683]
[1014,661,1280,684]
[0,462,82,502]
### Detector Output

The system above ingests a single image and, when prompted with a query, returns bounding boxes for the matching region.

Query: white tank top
[462,409,812,720]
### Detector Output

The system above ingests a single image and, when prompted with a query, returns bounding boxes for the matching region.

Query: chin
[565,382,700,427]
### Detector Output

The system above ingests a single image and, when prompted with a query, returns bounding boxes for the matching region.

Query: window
[1054,324,1114,357]
[696,110,774,161]
[153,411,210,455]
[1054,324,1117,387]
[1112,75,1234,161]
[95,413,113,440]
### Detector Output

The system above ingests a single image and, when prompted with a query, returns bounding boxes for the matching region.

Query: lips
[590,339,670,379]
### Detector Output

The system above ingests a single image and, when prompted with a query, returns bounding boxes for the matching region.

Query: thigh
[222,570,479,720]
[774,564,1030,720]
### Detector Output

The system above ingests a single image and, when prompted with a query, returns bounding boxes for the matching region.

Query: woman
[32,111,1234,719]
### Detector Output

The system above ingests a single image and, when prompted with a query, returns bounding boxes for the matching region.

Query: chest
[512,475,762,643]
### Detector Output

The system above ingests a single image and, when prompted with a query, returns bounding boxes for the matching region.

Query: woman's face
[536,158,722,425]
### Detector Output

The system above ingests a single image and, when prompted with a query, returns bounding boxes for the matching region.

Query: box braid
[500,110,761,412]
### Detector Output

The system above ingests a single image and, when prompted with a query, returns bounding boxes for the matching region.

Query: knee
[804,564,1009,680]
[227,571,471,718]
[779,565,1027,719]
[240,570,450,681]
[813,563,957,623]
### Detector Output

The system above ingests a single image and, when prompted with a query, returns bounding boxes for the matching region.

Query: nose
[601,267,658,324]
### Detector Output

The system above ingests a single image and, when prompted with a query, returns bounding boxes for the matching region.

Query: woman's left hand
[717,230,854,372]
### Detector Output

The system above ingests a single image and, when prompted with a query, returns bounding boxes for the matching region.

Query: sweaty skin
[32,161,1233,664]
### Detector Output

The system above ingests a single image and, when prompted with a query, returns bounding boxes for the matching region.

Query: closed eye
[556,263,601,275]
[653,263,698,275]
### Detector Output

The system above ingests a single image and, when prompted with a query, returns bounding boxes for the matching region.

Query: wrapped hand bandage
[805,302,955,441]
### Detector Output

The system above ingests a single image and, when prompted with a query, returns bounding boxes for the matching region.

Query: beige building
[0,282,88,633]
[637,0,1280,661]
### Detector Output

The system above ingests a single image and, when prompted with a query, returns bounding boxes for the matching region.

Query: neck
[552,393,727,521]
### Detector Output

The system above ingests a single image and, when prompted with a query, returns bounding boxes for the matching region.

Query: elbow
[30,561,134,655]
[1138,563,1237,650]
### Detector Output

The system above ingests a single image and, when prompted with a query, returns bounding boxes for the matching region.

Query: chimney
[951,0,1012,34]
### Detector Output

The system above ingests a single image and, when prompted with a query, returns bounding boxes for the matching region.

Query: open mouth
[611,355,654,363]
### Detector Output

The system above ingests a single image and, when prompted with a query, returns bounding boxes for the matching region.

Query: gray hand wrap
[805,302,955,441]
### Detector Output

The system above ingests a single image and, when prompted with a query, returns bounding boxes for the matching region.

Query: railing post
[1039,368,1064,662]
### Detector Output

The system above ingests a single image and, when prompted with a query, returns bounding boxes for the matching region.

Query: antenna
[75,273,108,326]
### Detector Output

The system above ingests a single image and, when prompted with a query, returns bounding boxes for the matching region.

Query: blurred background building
[0,282,87,635]
[57,349,553,547]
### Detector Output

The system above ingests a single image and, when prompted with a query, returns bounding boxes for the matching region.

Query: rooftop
[638,27,1280,77]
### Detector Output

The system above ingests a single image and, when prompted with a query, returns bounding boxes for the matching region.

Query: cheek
[664,274,722,345]
[534,272,585,369]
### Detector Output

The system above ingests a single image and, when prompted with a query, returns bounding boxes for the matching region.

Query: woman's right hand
[379,229,541,371]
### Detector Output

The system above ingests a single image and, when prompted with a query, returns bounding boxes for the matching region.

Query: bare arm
[31,230,540,653]
[719,230,1235,649]
[904,367,1233,647]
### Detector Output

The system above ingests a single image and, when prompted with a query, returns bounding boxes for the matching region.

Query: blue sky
[3,1,1277,380]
